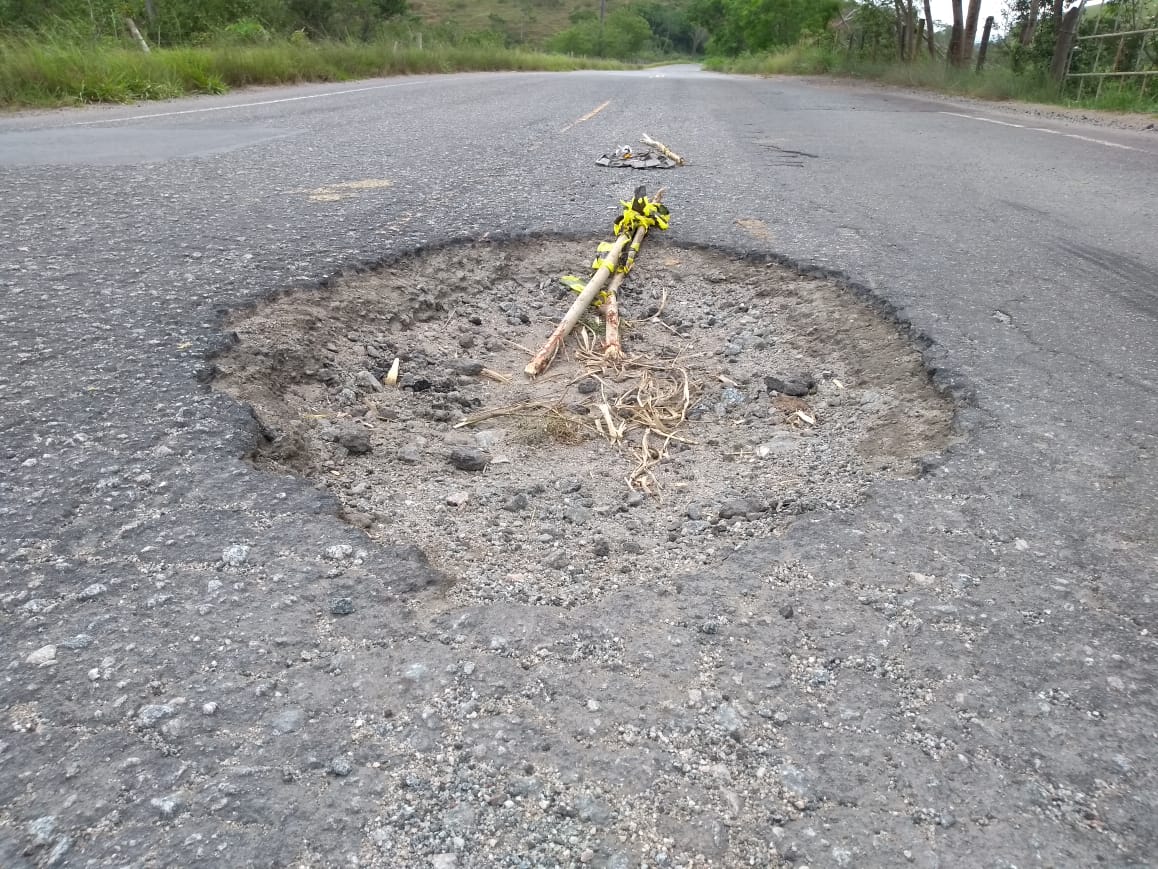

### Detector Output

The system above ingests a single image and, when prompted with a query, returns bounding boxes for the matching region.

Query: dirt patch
[214,238,954,607]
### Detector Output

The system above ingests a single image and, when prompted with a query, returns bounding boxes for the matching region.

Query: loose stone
[503,493,529,512]
[448,447,489,472]
[764,373,815,397]
[26,645,57,667]
[330,597,355,615]
[337,424,372,455]
[221,544,250,566]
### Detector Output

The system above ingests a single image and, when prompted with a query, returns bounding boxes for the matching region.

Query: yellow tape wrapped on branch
[560,188,672,309]
[591,240,629,275]
[561,274,610,308]
[613,194,671,236]
[526,186,667,379]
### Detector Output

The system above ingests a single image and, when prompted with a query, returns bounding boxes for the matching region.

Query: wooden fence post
[124,16,150,52]
[1049,4,1084,81]
[948,0,965,66]
[907,0,919,60]
[963,0,982,60]
[923,0,935,57]
[976,16,994,70]
[1020,1,1040,45]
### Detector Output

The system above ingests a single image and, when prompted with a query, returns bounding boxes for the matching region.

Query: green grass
[0,38,628,108]
[705,47,1158,115]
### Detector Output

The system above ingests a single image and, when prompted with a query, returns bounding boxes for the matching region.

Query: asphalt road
[1,67,1156,868]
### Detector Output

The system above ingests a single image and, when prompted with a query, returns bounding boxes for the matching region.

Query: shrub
[219,19,272,45]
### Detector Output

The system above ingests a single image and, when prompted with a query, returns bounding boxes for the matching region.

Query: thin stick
[601,287,623,361]
[525,233,630,377]
[454,401,556,428]
[600,228,643,361]
[603,190,665,360]
[641,133,684,166]
[480,367,512,383]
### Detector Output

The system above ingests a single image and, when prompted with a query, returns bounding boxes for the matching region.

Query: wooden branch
[602,221,650,360]
[641,133,684,166]
[602,185,666,360]
[602,283,624,360]
[528,188,666,375]
[605,186,666,359]
[525,233,631,377]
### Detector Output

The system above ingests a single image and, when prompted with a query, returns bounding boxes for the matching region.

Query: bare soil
[215,239,954,610]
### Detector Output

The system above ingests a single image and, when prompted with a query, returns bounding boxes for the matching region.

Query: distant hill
[408,0,636,45]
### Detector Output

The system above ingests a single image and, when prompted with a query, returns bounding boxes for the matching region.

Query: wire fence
[1066,4,1158,99]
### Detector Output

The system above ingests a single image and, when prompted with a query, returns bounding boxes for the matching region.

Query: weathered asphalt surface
[1,67,1155,867]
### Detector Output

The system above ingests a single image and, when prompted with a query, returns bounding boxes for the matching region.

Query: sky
[926,0,1007,33]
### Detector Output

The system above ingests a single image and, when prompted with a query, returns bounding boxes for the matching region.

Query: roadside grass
[705,48,1158,115]
[0,39,628,108]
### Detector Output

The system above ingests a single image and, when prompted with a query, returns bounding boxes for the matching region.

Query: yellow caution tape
[558,193,672,305]
[561,274,609,307]
[614,193,670,236]
[590,240,619,274]
[591,240,630,275]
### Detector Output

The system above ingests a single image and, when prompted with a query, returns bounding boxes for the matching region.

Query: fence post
[976,16,994,70]
[923,0,935,57]
[948,0,965,66]
[963,0,982,60]
[1049,4,1084,81]
[124,16,151,52]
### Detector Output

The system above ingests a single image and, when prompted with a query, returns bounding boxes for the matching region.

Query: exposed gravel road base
[216,240,952,614]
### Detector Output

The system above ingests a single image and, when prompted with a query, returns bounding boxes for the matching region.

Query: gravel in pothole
[215,239,953,608]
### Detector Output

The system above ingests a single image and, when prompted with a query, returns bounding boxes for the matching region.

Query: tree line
[0,0,854,58]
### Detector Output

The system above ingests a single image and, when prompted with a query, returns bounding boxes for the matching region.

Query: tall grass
[705,48,1158,114]
[0,38,627,108]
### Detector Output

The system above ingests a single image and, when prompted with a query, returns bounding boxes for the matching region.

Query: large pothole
[215,238,954,607]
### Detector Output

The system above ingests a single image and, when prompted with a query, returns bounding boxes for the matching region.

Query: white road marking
[942,111,1025,128]
[1064,132,1140,150]
[939,110,1143,152]
[73,81,419,126]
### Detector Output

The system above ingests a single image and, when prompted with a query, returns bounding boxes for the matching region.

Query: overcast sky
[926,0,1007,33]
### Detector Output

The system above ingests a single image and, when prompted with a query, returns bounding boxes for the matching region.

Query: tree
[637,0,700,53]
[603,6,653,56]
[693,0,842,55]
[550,5,654,58]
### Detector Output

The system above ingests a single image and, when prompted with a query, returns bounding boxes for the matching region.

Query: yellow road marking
[734,217,774,242]
[307,178,393,202]
[560,100,611,133]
